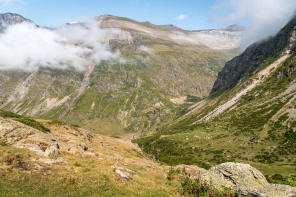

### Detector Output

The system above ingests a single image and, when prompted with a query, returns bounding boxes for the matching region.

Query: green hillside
[135,16,296,181]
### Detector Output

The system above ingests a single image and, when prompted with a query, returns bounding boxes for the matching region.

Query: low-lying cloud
[212,0,296,48]
[0,18,120,71]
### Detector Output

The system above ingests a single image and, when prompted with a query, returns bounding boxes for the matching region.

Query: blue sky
[0,0,223,30]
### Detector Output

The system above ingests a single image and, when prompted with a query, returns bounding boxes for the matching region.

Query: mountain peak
[210,13,296,94]
[0,13,31,26]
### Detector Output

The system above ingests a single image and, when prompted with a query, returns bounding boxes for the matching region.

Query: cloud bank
[212,0,296,48]
[0,18,120,71]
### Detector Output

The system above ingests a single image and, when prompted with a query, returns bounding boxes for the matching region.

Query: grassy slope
[0,113,184,197]
[135,52,296,179]
[0,22,239,136]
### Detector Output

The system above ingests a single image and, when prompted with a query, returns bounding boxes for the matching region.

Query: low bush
[14,118,50,133]
[51,119,66,125]
[0,110,21,118]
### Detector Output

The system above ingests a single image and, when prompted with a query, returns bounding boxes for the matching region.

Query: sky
[0,0,296,71]
[1,0,295,31]
[0,0,231,30]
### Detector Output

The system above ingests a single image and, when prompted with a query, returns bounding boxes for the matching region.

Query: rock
[0,119,38,144]
[258,184,296,197]
[34,164,43,170]
[15,143,45,156]
[55,157,68,163]
[211,15,296,94]
[201,162,296,197]
[44,146,60,157]
[115,169,129,181]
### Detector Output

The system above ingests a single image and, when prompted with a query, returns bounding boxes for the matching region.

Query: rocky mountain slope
[0,13,241,135]
[0,13,32,31]
[135,14,296,181]
[0,111,295,196]
[211,15,296,94]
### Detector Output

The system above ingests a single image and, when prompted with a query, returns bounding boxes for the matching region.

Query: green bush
[14,118,50,133]
[0,110,21,118]
[70,124,80,128]
[180,174,237,196]
[51,119,66,125]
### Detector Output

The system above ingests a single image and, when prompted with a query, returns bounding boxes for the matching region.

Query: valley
[0,9,296,197]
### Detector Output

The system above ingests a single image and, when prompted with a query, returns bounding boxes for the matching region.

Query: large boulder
[201,162,296,197]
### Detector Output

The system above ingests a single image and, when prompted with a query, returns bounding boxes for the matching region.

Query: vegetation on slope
[0,109,50,133]
[135,51,296,185]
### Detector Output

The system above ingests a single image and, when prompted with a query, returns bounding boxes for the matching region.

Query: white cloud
[211,0,296,48]
[176,14,187,20]
[0,18,120,71]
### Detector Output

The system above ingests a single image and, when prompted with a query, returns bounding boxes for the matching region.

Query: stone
[201,162,296,197]
[115,169,129,181]
[15,143,45,156]
[34,164,43,170]
[56,157,68,163]
[44,146,60,157]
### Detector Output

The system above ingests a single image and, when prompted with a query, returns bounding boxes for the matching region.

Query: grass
[14,118,50,133]
[0,109,50,133]
[135,53,296,178]
[166,167,238,196]
[0,127,182,197]
[0,110,21,118]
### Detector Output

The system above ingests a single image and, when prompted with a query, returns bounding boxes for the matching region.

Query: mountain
[0,110,294,196]
[0,14,241,136]
[135,14,296,180]
[0,13,32,31]
[211,16,296,94]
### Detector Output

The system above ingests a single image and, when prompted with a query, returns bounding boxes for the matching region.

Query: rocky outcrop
[211,15,296,94]
[0,13,32,31]
[0,117,94,157]
[201,162,296,197]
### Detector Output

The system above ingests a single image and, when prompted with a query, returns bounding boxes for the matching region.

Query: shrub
[51,119,66,125]
[0,110,21,118]
[70,124,80,128]
[180,173,238,196]
[14,118,50,133]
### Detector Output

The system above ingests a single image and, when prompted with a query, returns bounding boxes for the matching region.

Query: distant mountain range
[0,13,32,31]
[0,13,241,135]
[135,14,296,177]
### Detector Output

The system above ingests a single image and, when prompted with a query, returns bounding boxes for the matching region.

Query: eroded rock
[201,162,296,197]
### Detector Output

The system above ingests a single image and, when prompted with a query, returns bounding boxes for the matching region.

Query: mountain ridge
[210,15,296,94]
[135,13,296,181]
[0,13,241,135]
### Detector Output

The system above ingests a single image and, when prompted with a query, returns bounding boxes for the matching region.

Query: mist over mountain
[0,13,241,135]
[1,8,296,196]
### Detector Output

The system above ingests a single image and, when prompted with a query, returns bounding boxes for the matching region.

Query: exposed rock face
[201,162,296,197]
[0,117,94,157]
[0,13,32,30]
[211,15,296,94]
[0,14,242,135]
